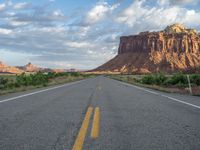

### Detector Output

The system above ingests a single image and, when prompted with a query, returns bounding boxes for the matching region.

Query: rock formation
[94,24,200,73]
[18,62,40,72]
[0,61,74,74]
[0,61,23,74]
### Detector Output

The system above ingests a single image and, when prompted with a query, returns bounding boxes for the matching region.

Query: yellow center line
[91,107,100,139]
[72,107,93,150]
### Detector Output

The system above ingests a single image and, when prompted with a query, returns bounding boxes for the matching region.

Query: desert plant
[16,72,48,87]
[190,74,200,86]
[154,73,168,85]
[141,74,155,84]
[0,77,9,89]
[168,73,188,86]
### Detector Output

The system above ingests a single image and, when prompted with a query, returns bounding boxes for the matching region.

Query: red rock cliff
[94,24,200,73]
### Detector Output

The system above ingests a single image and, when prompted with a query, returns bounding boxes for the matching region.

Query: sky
[0,0,200,69]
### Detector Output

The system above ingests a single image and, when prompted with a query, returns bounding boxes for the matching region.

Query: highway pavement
[0,76,200,150]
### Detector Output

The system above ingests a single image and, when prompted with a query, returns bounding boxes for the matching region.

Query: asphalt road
[0,76,200,150]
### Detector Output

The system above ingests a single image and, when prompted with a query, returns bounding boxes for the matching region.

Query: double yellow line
[72,107,100,150]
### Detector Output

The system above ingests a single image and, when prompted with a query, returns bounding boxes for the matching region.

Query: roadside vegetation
[109,73,200,96]
[0,72,95,95]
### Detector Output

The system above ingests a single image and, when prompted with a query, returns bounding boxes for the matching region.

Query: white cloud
[0,3,6,11]
[86,2,119,25]
[13,2,30,10]
[9,20,29,26]
[0,28,12,35]
[53,10,64,17]
[116,0,147,27]
[116,0,200,31]
[65,41,93,48]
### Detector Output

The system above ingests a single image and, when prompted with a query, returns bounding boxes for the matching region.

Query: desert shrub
[0,77,9,89]
[141,74,155,84]
[168,73,188,86]
[0,71,90,92]
[154,73,168,85]
[31,72,48,86]
[0,77,8,85]
[141,73,168,85]
[47,72,57,79]
[70,72,81,77]
[16,73,30,86]
[16,72,48,86]
[190,74,200,86]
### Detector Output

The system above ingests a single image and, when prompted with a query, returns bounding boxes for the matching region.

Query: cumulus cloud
[85,2,119,25]
[72,2,119,27]
[116,0,200,32]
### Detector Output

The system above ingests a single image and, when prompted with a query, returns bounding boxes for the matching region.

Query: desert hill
[94,24,200,73]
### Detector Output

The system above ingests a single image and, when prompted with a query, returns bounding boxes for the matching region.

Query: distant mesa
[0,61,23,74]
[93,23,200,74]
[0,61,78,74]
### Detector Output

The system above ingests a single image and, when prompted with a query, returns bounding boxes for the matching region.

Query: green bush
[141,73,167,85]
[0,77,8,85]
[140,73,200,87]
[154,73,168,85]
[32,72,48,86]
[0,77,8,89]
[168,73,188,86]
[16,72,48,87]
[47,72,57,79]
[141,75,155,85]
[0,72,90,93]
[190,74,200,86]
[0,77,9,89]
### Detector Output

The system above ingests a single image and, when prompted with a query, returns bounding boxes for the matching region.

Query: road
[0,76,200,150]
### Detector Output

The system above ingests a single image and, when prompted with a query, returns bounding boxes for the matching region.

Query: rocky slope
[0,61,23,74]
[94,24,200,73]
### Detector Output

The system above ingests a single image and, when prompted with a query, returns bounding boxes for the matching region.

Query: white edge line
[115,79,200,110]
[0,79,85,104]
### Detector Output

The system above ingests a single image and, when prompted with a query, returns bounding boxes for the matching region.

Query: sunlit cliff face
[94,24,200,74]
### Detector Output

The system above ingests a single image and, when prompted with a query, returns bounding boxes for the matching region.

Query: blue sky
[0,0,200,69]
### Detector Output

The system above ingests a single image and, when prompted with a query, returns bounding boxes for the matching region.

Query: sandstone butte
[94,24,200,74]
[17,62,40,72]
[0,61,23,74]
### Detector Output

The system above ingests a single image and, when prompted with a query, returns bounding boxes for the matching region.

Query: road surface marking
[116,80,200,109]
[0,80,85,104]
[91,107,100,139]
[72,107,93,150]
